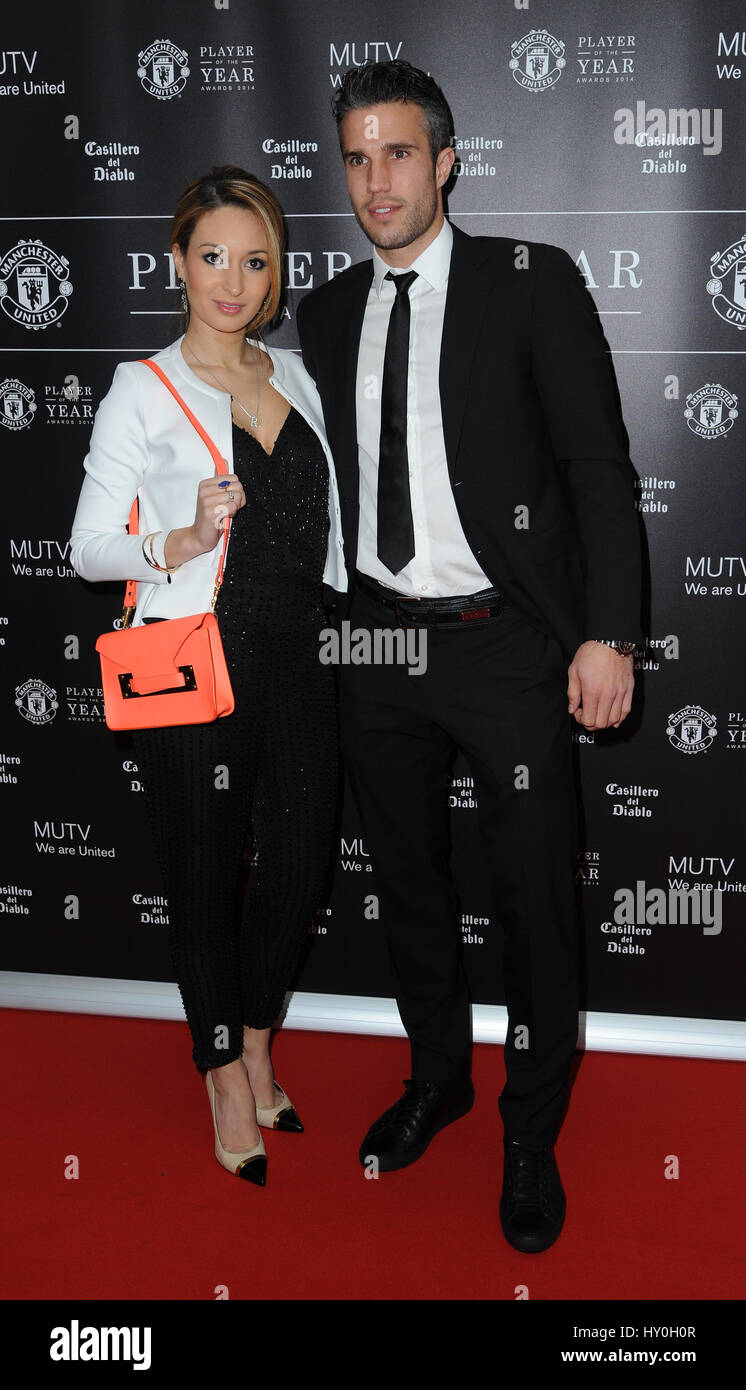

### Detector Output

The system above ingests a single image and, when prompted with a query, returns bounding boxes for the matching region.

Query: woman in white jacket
[70,166,347,1186]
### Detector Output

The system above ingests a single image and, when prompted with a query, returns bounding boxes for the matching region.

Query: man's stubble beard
[353,183,439,252]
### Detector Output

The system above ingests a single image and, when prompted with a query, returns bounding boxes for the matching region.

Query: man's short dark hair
[331,59,454,165]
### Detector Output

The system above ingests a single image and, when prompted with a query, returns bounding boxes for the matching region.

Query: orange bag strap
[121,358,232,622]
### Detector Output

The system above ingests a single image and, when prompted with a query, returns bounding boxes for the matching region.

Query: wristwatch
[590,638,636,656]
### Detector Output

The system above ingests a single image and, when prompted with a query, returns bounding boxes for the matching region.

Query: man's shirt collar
[371,216,453,298]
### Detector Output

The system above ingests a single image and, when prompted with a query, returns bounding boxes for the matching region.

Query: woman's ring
[226,490,236,501]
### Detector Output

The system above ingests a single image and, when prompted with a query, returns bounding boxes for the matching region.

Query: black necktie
[377,269,418,575]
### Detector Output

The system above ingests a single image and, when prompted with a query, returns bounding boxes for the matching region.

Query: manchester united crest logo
[707,237,746,330]
[15,679,59,726]
[0,378,37,430]
[684,384,738,439]
[0,240,72,331]
[666,704,718,754]
[510,30,566,91]
[137,39,190,100]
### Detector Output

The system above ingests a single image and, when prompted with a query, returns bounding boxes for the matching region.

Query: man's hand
[567,641,635,730]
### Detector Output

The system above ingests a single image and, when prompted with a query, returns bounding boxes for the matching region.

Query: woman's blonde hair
[171,165,285,333]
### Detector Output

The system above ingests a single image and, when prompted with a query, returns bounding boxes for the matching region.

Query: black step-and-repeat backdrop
[2,2,745,1032]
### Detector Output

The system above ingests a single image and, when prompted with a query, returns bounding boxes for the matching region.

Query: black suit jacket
[296,222,643,661]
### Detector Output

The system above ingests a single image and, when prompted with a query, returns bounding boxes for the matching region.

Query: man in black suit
[296,60,642,1252]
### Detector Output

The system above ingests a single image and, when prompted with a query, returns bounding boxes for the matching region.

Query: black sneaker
[359,1076,474,1172]
[499,1139,566,1252]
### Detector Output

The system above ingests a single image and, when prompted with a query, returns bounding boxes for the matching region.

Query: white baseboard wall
[1,972,745,1060]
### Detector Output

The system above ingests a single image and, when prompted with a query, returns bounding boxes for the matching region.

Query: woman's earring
[179,277,188,312]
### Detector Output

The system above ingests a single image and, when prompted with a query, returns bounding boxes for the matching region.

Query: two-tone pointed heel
[206,1070,267,1184]
[255,1083,304,1133]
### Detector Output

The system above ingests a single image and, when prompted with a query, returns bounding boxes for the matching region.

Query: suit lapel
[326,227,490,550]
[334,262,373,495]
[439,224,491,484]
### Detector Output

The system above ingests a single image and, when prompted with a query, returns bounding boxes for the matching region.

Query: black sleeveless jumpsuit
[131,409,339,1073]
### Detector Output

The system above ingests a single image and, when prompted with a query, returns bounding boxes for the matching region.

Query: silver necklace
[185,340,263,428]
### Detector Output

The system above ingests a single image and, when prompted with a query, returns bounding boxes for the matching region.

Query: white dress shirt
[355,217,492,597]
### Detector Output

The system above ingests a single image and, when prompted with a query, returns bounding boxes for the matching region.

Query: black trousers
[131,583,339,1074]
[340,588,581,1147]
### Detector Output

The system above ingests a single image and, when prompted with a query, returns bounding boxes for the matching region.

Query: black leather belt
[354,571,505,628]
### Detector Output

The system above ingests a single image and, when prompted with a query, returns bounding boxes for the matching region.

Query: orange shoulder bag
[95,359,235,730]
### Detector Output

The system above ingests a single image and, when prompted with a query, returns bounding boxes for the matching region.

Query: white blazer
[69,334,348,625]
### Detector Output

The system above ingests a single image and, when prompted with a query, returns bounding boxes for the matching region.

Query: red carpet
[3,1009,744,1300]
